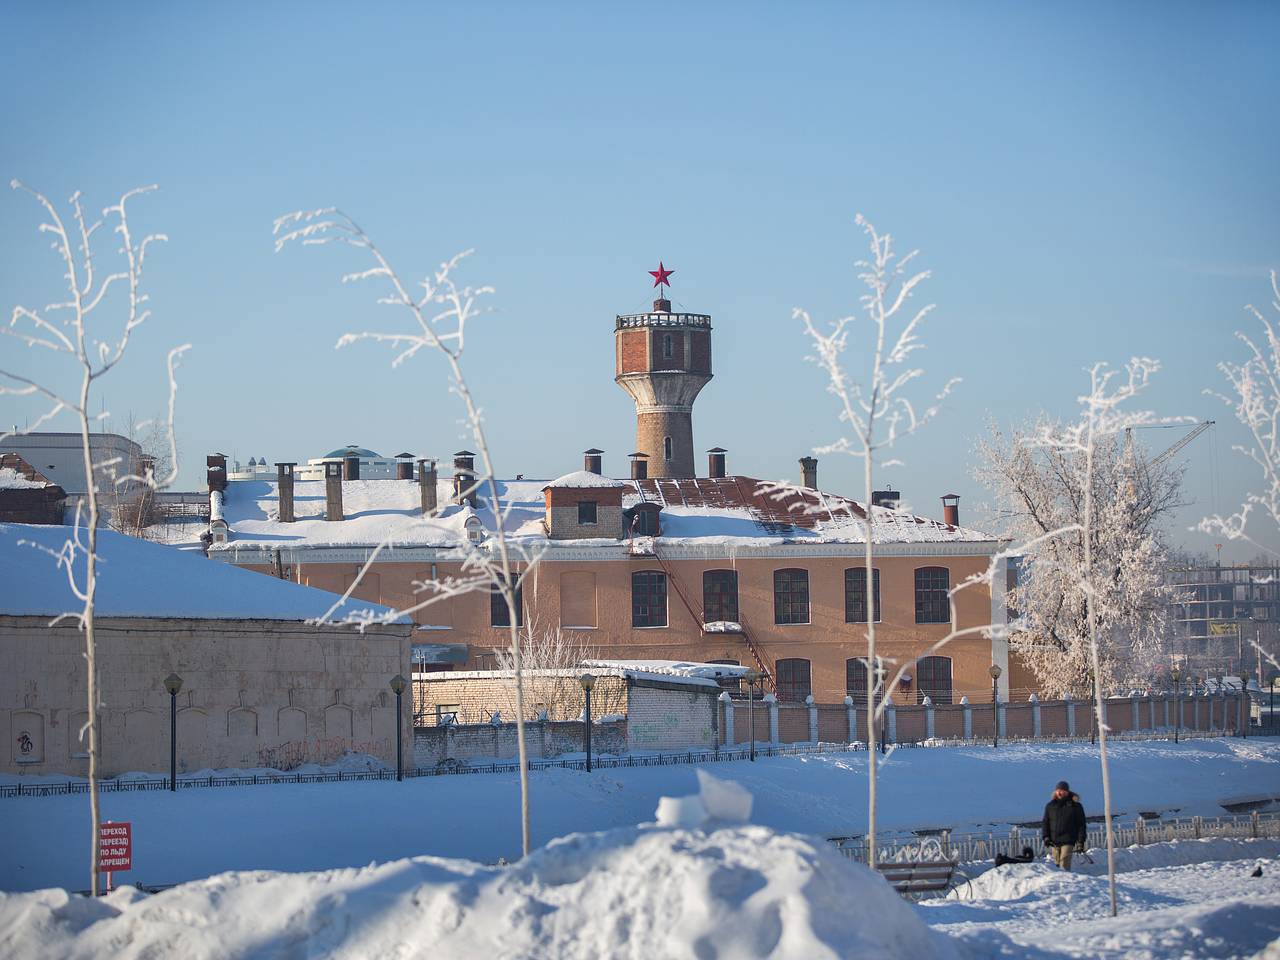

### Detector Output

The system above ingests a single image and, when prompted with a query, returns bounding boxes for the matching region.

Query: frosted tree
[977,419,1182,696]
[993,359,1171,917]
[491,621,625,721]
[791,215,958,867]
[0,182,186,894]
[1202,272,1280,678]
[273,209,542,857]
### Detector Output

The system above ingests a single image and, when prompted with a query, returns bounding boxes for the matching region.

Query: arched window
[631,570,667,627]
[663,436,673,461]
[773,568,810,624]
[703,569,739,623]
[844,567,881,623]
[775,658,811,702]
[915,566,951,624]
[846,658,883,704]
[916,656,953,704]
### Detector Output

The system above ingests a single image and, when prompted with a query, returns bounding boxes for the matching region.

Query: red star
[649,262,675,289]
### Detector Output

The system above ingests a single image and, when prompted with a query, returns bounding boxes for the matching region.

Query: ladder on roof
[651,544,776,694]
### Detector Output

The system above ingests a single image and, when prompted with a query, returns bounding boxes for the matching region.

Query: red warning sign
[97,821,132,873]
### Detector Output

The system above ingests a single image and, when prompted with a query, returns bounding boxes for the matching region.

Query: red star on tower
[649,262,674,289]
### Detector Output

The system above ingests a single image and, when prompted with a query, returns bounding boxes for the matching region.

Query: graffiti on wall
[253,736,391,771]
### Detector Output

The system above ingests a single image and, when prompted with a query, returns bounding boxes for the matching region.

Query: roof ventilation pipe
[584,448,604,475]
[942,494,960,528]
[799,456,818,490]
[707,447,727,479]
[629,452,649,481]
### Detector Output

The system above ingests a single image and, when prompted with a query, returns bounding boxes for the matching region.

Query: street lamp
[389,675,407,781]
[875,662,888,755]
[744,669,760,761]
[163,673,183,792]
[1171,666,1181,744]
[988,664,1002,749]
[578,673,596,772]
[1240,675,1250,739]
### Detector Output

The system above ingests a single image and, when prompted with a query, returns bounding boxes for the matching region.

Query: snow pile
[655,769,754,827]
[583,658,749,681]
[702,620,743,633]
[542,470,626,489]
[0,829,957,959]
[0,468,47,490]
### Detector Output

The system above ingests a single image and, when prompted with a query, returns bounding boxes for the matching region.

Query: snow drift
[0,825,957,960]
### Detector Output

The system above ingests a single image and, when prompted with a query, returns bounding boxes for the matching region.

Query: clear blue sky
[2,1,1278,558]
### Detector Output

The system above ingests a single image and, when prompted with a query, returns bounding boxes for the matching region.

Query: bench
[873,860,961,898]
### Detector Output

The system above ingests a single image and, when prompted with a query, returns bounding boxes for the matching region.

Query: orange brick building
[205,289,1031,704]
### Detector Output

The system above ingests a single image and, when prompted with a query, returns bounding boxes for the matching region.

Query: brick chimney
[453,450,477,507]
[584,448,604,475]
[707,447,727,479]
[395,453,414,480]
[942,493,960,527]
[324,461,344,521]
[343,452,360,481]
[629,452,649,481]
[799,456,818,489]
[206,453,228,493]
[418,459,438,515]
[276,462,297,522]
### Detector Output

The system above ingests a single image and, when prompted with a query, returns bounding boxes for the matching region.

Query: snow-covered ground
[926,839,1280,958]
[3,739,1278,893]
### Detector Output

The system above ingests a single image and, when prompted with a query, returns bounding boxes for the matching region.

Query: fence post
[1218,690,1227,731]
[1029,693,1041,738]
[805,695,818,744]
[719,691,734,748]
[1193,692,1201,731]
[1194,815,1203,839]
[1132,695,1140,732]
[885,696,897,744]
[1149,694,1157,731]
[961,696,972,739]
[923,696,935,741]
[1137,816,1146,846]
[764,693,779,745]
[1065,694,1076,737]
[844,695,856,744]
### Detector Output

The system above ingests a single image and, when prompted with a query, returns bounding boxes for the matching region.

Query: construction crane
[1126,421,1215,467]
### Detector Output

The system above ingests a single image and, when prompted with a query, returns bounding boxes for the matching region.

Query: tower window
[578,500,598,525]
[664,436,673,461]
[662,333,673,359]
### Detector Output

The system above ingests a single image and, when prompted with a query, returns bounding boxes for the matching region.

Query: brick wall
[626,681,718,751]
[617,330,647,375]
[545,488,624,540]
[414,673,629,725]
[689,329,711,374]
[650,329,686,371]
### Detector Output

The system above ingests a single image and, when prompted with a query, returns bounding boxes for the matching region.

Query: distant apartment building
[1167,561,1280,682]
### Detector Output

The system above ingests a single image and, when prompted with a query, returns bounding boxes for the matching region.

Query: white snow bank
[0,825,958,960]
[582,658,750,680]
[0,468,47,490]
[542,470,626,489]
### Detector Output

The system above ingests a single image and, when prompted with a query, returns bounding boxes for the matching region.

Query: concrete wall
[626,682,718,751]
[1,615,413,777]
[412,719,627,767]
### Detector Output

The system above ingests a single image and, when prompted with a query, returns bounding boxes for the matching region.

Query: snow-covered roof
[582,659,751,681]
[542,471,628,490]
[0,454,58,490]
[207,474,998,553]
[0,522,408,623]
[419,664,725,689]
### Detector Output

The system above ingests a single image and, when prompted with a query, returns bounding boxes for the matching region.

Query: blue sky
[2,1,1278,557]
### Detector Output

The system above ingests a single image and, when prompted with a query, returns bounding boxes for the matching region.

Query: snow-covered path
[3,739,1278,893]
[922,840,1280,958]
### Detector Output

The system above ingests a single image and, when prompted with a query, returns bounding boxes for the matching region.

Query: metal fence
[829,810,1280,867]
[0,727,1251,800]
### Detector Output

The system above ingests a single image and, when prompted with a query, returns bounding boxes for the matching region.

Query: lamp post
[1171,666,1181,744]
[744,669,760,761]
[163,673,183,792]
[1240,674,1250,739]
[988,664,1002,749]
[578,673,596,772]
[389,674,407,781]
[875,662,888,755]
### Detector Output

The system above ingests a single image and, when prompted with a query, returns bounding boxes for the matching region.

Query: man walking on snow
[1042,780,1087,870]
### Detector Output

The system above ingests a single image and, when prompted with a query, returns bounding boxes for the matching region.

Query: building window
[846,658,883,704]
[844,567,881,623]
[703,569,739,623]
[578,500,598,525]
[663,333,674,359]
[775,658,811,702]
[916,656,953,705]
[774,568,810,624]
[632,570,668,627]
[631,507,659,536]
[664,436,673,461]
[490,575,524,627]
[915,566,951,624]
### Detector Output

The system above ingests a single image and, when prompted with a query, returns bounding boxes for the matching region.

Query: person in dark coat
[1042,780,1087,870]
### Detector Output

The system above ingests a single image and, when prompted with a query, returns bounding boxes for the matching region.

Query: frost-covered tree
[977,419,1183,696]
[491,621,625,721]
[0,182,186,894]
[792,216,958,867]
[274,210,541,857]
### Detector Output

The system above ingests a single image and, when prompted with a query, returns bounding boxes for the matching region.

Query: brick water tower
[614,263,713,479]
